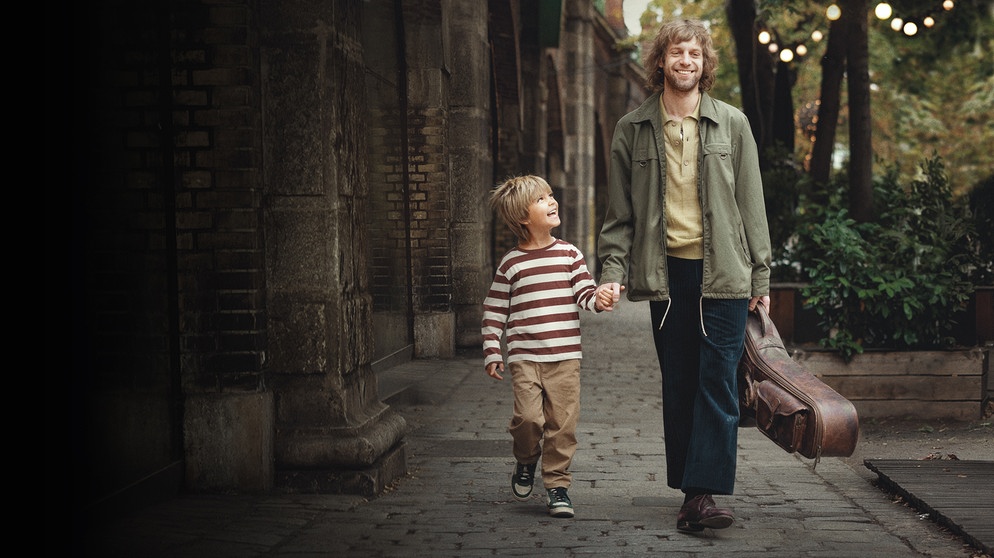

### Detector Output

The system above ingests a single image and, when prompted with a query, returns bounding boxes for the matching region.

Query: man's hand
[595,282,624,311]
[486,361,504,381]
[749,295,771,313]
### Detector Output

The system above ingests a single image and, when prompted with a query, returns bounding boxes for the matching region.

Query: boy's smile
[522,191,560,232]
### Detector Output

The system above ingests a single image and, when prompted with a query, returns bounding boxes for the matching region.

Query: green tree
[868,0,994,196]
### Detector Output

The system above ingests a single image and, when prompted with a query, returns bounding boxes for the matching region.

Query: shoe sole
[511,474,533,501]
[676,521,705,533]
[677,515,734,532]
[548,506,574,518]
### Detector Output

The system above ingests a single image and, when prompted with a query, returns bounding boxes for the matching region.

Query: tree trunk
[809,15,848,189]
[772,59,795,154]
[845,0,873,223]
[725,0,776,166]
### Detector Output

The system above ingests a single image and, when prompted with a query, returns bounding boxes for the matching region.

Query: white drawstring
[657,299,672,330]
[657,296,707,336]
[699,295,708,337]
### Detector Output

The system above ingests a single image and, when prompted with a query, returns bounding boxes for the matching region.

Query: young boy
[482,175,618,518]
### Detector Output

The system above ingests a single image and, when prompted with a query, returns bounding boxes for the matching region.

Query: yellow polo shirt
[661,96,703,260]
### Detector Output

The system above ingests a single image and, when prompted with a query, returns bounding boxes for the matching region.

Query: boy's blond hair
[489,175,552,242]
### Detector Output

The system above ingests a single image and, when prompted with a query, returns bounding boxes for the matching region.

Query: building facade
[68,0,647,522]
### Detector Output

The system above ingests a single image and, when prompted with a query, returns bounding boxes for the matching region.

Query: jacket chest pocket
[703,142,732,159]
[632,146,659,197]
[703,142,734,186]
[633,122,658,170]
[634,146,656,168]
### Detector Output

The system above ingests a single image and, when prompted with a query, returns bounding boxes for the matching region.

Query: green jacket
[598,91,772,301]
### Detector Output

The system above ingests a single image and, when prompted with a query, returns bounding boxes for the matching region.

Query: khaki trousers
[508,359,580,489]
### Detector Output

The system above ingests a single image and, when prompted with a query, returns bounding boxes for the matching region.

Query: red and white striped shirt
[482,239,599,366]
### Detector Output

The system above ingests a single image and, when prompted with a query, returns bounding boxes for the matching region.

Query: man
[596,19,772,533]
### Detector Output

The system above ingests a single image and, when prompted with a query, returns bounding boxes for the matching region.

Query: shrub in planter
[790,156,977,360]
[967,174,994,284]
[761,147,808,282]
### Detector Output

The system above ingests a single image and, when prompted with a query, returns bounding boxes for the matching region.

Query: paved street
[83,301,983,557]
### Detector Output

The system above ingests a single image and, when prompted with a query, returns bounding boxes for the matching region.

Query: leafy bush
[967,174,994,284]
[787,156,976,360]
[761,148,808,282]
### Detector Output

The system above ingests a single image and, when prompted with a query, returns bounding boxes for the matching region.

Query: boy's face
[520,189,560,233]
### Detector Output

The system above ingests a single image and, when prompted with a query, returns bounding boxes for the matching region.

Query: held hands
[486,361,505,381]
[595,282,625,311]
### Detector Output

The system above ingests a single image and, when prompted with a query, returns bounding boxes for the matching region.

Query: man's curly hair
[643,19,718,94]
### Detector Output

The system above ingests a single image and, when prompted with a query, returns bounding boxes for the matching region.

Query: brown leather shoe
[676,494,734,532]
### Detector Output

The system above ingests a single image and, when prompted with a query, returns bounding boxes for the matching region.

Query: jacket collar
[632,91,718,125]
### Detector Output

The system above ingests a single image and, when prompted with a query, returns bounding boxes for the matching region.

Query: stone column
[560,0,597,257]
[447,0,492,349]
[260,0,406,495]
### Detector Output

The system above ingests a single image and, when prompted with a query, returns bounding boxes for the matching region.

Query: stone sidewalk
[82,302,983,557]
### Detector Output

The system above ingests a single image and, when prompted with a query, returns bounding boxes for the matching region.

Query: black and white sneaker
[546,487,574,518]
[511,462,537,501]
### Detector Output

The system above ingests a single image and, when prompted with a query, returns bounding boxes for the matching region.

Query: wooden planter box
[769,285,994,347]
[791,347,990,421]
[769,284,994,421]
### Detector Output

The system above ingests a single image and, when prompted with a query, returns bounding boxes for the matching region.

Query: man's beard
[665,69,700,93]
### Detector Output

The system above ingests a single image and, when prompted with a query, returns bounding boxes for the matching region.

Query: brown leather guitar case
[738,304,859,462]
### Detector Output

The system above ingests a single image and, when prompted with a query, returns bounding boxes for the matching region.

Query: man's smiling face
[659,37,703,94]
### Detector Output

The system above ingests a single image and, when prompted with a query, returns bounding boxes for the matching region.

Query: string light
[752,0,955,66]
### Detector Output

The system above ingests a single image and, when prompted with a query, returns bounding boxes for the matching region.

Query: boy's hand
[595,282,624,311]
[486,361,504,381]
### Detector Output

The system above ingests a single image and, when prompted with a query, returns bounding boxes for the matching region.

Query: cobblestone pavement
[82,302,987,557]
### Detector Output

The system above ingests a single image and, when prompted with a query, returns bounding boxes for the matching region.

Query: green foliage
[788,156,977,360]
[967,175,994,284]
[762,147,809,281]
[752,0,994,196]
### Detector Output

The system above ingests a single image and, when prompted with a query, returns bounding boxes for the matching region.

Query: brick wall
[172,0,265,391]
[73,0,181,506]
[73,0,266,505]
[407,108,452,312]
[367,105,410,313]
